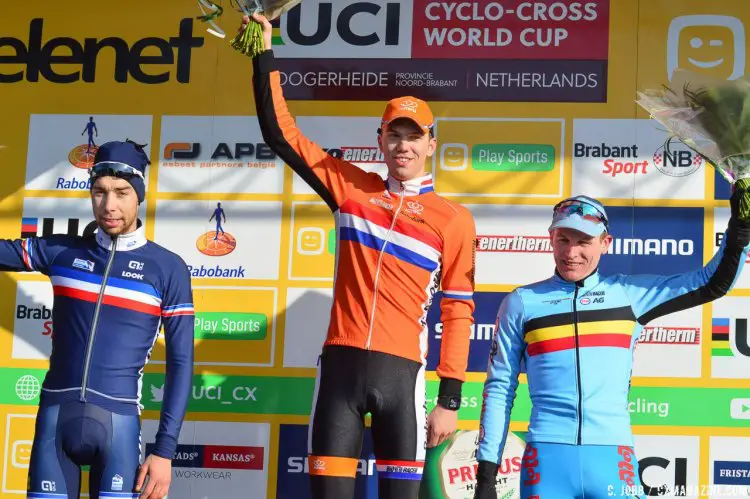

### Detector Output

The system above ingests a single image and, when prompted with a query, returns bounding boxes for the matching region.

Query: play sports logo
[440,143,555,172]
[667,15,746,80]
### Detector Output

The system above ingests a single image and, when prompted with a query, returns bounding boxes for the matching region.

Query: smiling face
[12,441,32,468]
[551,228,612,282]
[298,227,324,254]
[378,118,437,181]
[678,25,737,78]
[441,144,467,169]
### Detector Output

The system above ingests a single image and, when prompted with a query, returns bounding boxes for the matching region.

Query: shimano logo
[122,271,144,280]
[608,238,694,256]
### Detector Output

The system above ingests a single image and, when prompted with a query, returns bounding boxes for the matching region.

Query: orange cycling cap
[381,96,434,133]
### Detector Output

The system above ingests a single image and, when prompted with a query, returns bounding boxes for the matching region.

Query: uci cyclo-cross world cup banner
[1,1,750,497]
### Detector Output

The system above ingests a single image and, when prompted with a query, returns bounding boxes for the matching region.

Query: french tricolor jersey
[253,51,476,383]
[0,225,195,459]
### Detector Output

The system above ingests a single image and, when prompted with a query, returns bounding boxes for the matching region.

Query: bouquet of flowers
[196,0,302,57]
[636,69,750,217]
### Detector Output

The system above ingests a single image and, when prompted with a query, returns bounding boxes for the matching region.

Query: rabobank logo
[598,207,703,277]
[25,114,153,192]
[154,199,282,281]
[197,202,237,257]
[68,116,99,169]
[191,202,245,278]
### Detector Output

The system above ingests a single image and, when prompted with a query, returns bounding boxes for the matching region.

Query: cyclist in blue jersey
[0,140,195,499]
[473,190,750,499]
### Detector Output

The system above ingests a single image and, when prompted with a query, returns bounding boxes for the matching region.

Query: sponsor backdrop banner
[1,1,749,498]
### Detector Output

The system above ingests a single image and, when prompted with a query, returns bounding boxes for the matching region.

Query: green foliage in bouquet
[637,70,750,220]
[229,0,302,58]
[230,16,264,57]
[196,0,301,57]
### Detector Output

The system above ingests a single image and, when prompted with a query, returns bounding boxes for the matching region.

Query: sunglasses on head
[89,161,144,180]
[553,199,609,230]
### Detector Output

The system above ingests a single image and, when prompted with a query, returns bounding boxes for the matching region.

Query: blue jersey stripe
[340,227,438,272]
[50,265,160,298]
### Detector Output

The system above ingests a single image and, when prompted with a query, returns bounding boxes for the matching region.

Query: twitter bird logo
[150,384,164,403]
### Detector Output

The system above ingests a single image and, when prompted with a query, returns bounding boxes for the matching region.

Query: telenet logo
[667,15,746,81]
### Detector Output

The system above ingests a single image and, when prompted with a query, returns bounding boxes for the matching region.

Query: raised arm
[622,185,750,323]
[249,17,372,211]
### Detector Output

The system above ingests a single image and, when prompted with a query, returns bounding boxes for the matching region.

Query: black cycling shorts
[307,345,427,499]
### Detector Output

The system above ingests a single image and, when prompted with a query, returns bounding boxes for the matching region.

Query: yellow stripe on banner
[700,433,710,497]
[526,320,635,344]
[711,340,730,349]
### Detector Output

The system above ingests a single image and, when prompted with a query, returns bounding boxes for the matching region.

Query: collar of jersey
[95,221,147,252]
[552,267,602,289]
[385,173,434,196]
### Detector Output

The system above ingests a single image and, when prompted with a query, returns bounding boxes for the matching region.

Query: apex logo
[164,143,200,160]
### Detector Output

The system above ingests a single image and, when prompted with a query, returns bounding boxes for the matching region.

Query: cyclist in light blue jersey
[473,190,750,499]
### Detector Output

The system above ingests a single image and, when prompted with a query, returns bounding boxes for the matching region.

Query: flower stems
[230,21,264,57]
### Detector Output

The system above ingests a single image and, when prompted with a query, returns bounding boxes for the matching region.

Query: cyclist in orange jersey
[244,13,477,499]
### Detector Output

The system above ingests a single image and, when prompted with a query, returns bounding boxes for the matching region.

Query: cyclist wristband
[437,378,462,411]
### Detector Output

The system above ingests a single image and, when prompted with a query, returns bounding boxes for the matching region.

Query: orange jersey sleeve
[251,50,372,210]
[437,206,477,391]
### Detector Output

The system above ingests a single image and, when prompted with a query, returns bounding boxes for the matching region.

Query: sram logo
[273,1,412,59]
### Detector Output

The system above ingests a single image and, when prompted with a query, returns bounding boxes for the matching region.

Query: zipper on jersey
[573,282,583,445]
[365,183,405,350]
[80,235,118,402]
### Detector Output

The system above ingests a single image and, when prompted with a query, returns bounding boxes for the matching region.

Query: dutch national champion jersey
[476,214,750,464]
[0,225,195,459]
[252,50,477,390]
